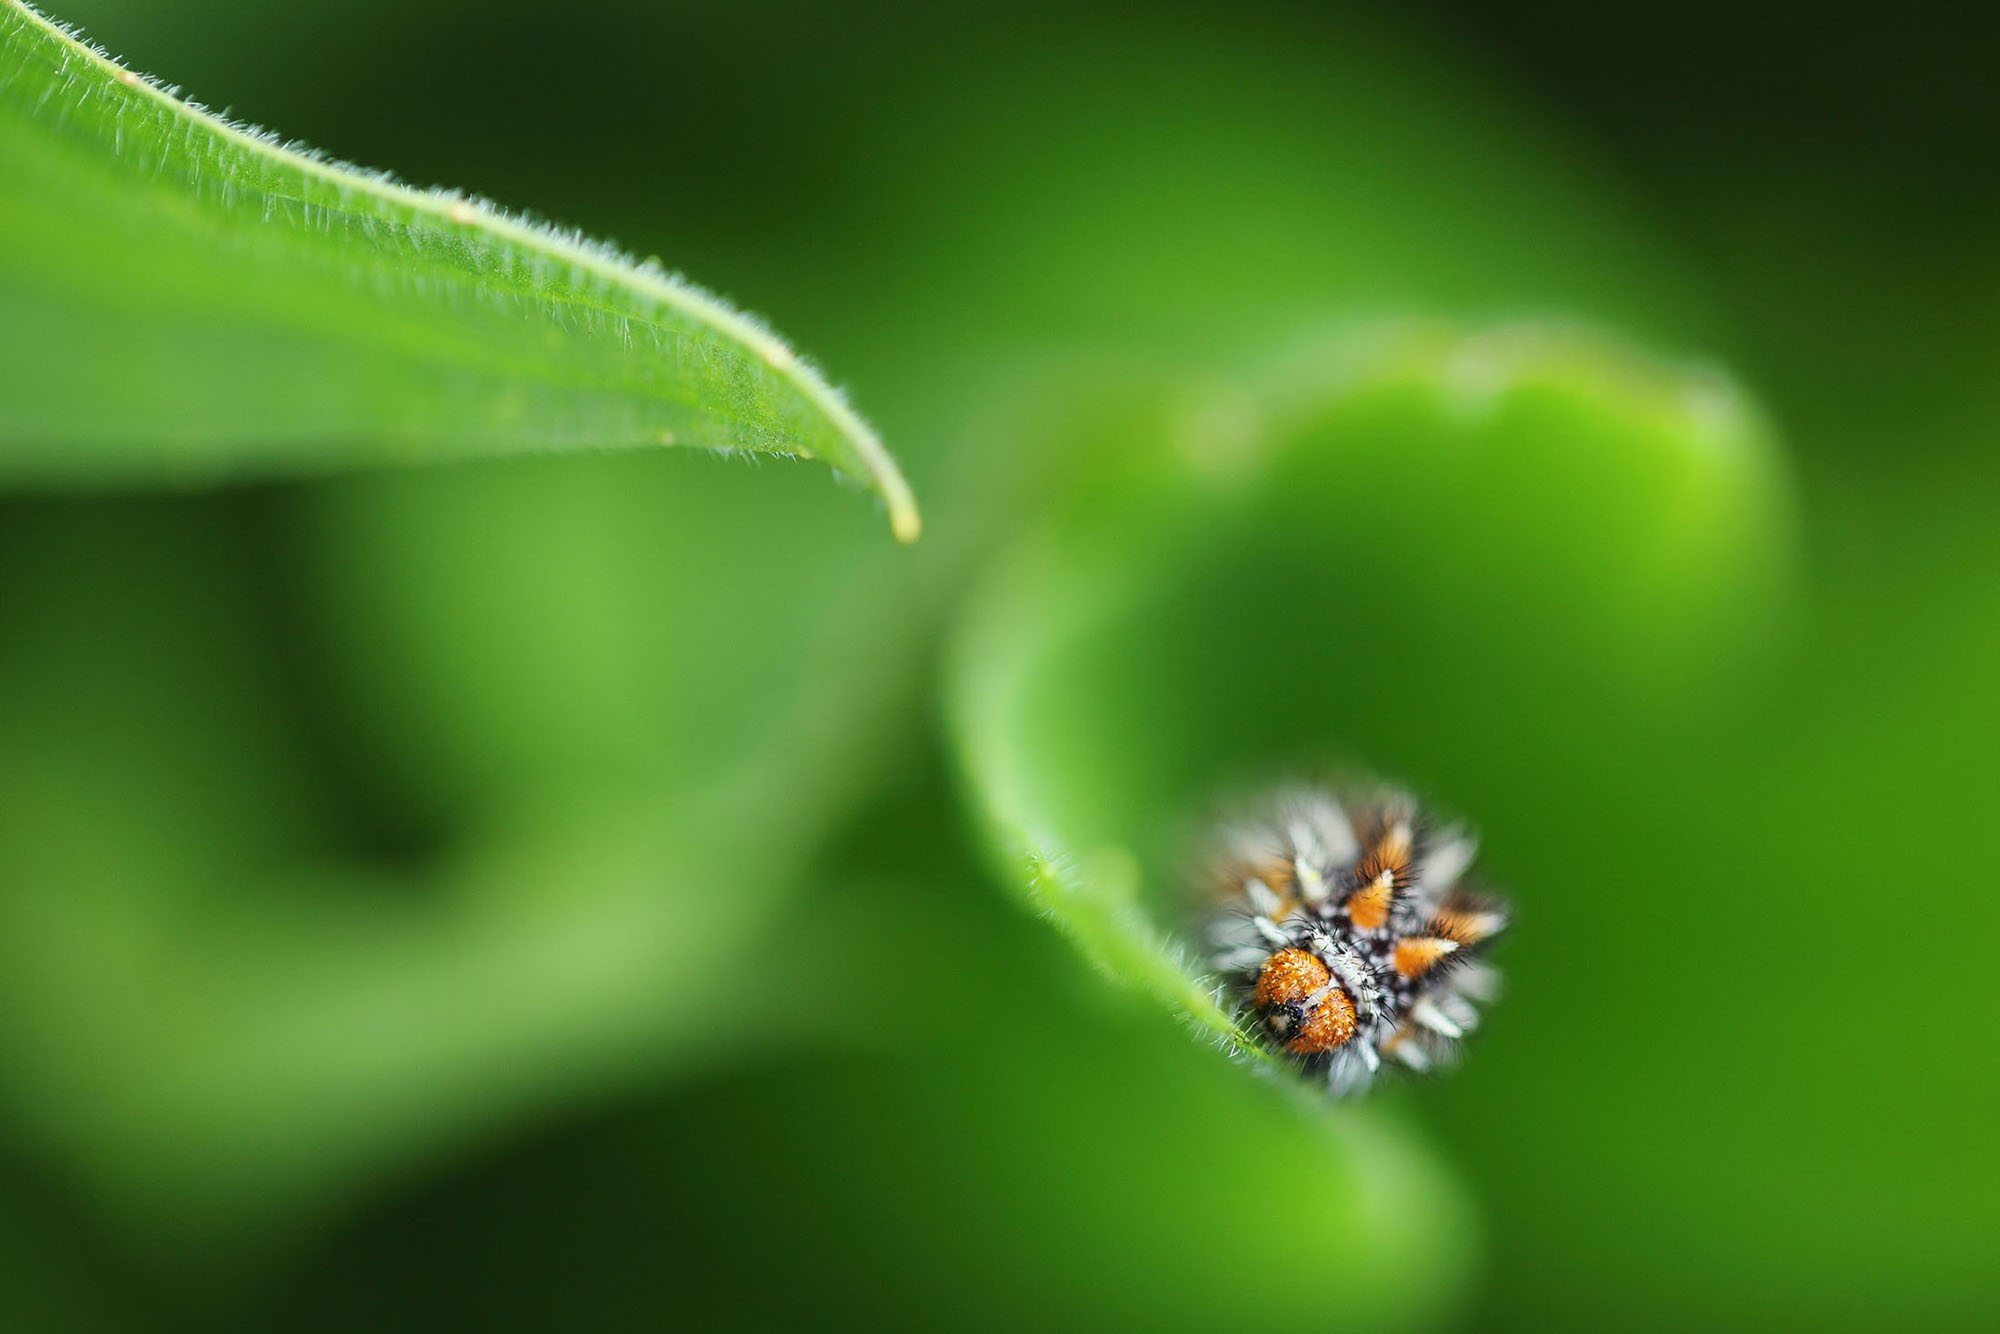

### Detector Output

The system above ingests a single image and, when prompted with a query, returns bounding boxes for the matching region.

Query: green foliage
[3,0,1998,1330]
[0,0,927,1250]
[0,489,889,1245]
[0,0,916,541]
[949,321,1791,1053]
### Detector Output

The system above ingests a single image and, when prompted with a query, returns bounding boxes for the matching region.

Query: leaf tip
[890,490,923,545]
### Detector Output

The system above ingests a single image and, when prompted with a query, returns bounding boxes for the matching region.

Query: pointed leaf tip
[0,1,918,537]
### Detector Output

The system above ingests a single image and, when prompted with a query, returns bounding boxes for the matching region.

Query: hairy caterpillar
[1204,788,1508,1095]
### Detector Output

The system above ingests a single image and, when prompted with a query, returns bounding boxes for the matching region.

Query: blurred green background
[3,1,1997,1329]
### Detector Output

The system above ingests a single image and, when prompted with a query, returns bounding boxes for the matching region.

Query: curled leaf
[949,320,1794,1053]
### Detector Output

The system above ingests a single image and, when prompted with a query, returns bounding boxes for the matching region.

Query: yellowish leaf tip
[890,491,922,545]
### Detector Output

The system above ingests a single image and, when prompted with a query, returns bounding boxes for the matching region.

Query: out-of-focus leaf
[257,872,1479,1334]
[0,2,916,542]
[0,797,813,1244]
[948,320,1793,1051]
[0,492,909,1257]
[289,448,936,830]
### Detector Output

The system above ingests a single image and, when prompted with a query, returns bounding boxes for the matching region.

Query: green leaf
[0,497,859,1249]
[947,320,1794,1054]
[0,1,917,541]
[261,874,1477,1331]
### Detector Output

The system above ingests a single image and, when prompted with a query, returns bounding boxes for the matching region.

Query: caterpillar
[1204,787,1508,1096]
